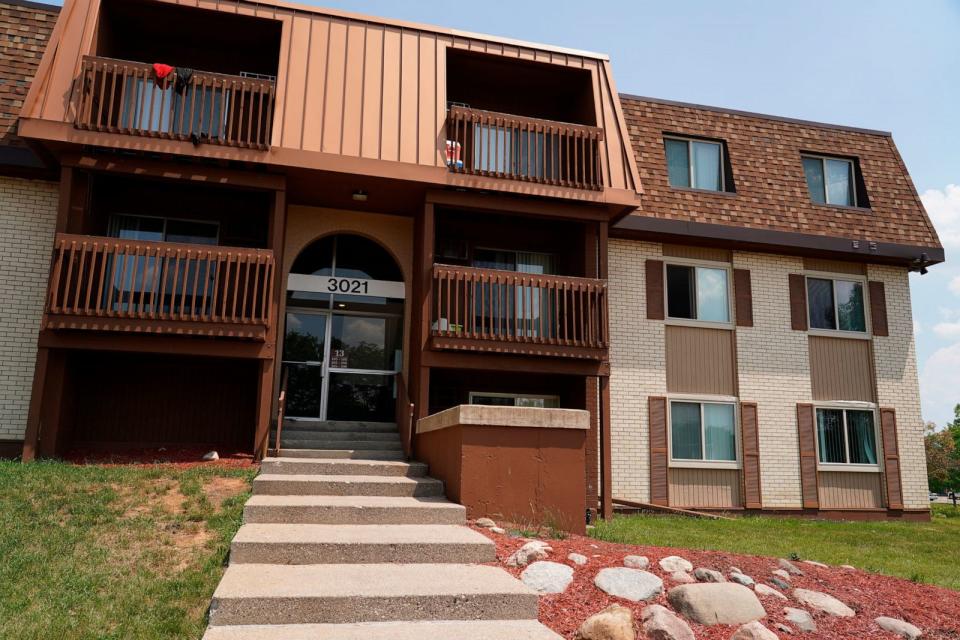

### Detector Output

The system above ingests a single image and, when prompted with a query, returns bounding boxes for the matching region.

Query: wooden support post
[21,348,50,462]
[36,350,67,458]
[410,202,435,445]
[255,187,286,459]
[597,221,613,519]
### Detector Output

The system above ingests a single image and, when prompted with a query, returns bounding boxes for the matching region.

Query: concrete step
[244,495,466,525]
[253,474,444,497]
[260,458,427,477]
[208,563,539,626]
[282,420,398,433]
[230,524,495,564]
[277,448,406,460]
[276,439,404,451]
[281,430,402,443]
[203,620,564,640]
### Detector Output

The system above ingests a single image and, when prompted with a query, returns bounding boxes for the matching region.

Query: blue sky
[46,0,960,423]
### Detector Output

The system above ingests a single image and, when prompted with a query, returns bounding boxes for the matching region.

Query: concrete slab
[276,449,406,460]
[260,458,427,477]
[203,620,563,640]
[243,495,466,525]
[253,474,444,497]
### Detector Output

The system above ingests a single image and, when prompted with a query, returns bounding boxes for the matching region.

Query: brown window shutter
[788,274,808,331]
[740,402,762,509]
[734,269,754,327]
[880,407,904,509]
[869,281,889,337]
[796,403,819,508]
[646,260,665,320]
[648,396,669,506]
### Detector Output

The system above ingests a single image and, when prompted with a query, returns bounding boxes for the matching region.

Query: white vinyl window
[669,400,738,465]
[815,406,880,469]
[806,275,867,334]
[665,262,731,324]
[664,136,725,191]
[802,155,857,207]
[468,392,560,408]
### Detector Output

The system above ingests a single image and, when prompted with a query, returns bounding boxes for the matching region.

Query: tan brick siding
[0,176,57,441]
[868,264,927,510]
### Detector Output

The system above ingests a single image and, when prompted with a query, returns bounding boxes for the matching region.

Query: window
[670,401,737,462]
[806,276,866,333]
[802,155,856,206]
[666,264,730,323]
[468,392,560,408]
[816,408,878,466]
[664,137,725,191]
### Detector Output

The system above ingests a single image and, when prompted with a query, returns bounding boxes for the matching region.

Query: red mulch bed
[475,526,960,639]
[63,446,257,469]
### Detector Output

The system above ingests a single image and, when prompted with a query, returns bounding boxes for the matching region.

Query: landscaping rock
[693,567,726,583]
[793,588,855,617]
[595,567,664,602]
[730,566,744,575]
[521,561,574,594]
[671,571,696,584]
[730,572,755,587]
[755,584,787,600]
[624,555,649,570]
[778,559,804,575]
[568,552,589,566]
[730,621,779,640]
[667,583,766,625]
[202,450,219,461]
[802,560,828,569]
[507,540,552,567]
[784,607,817,632]
[841,564,856,570]
[659,555,694,573]
[574,604,634,640]
[774,623,793,635]
[475,517,496,528]
[875,616,922,639]
[772,569,791,582]
[490,526,506,534]
[769,577,791,591]
[641,604,695,640]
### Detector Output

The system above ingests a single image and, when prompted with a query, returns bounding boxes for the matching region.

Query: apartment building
[0,0,941,526]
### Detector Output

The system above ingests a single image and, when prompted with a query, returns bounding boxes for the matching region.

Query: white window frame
[801,153,858,207]
[813,402,882,473]
[467,392,561,408]
[667,394,740,470]
[663,257,734,329]
[664,136,726,192]
[804,270,871,339]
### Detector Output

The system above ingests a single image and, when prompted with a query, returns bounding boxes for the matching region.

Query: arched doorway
[282,234,405,423]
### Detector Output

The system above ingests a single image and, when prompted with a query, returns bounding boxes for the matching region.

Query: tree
[926,419,960,493]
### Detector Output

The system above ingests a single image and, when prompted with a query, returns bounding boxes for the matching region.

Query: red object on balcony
[152,63,174,79]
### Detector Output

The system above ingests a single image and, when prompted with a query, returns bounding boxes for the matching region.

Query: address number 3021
[326,277,369,294]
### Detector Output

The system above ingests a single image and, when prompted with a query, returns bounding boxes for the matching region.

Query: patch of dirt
[476,527,960,639]
[163,520,214,573]
[202,477,249,511]
[65,447,256,469]
[120,480,186,519]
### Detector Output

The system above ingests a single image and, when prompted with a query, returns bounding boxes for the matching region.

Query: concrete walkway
[203,422,561,639]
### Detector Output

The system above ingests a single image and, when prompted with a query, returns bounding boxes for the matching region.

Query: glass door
[282,311,328,419]
[326,313,402,422]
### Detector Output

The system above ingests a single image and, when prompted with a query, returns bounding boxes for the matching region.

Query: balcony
[74,56,275,150]
[45,233,275,340]
[431,264,608,359]
[446,106,604,190]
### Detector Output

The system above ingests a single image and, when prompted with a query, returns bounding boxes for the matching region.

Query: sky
[45,0,960,423]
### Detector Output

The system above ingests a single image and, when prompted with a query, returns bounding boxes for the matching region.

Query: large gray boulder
[793,588,855,617]
[730,621,779,640]
[667,583,766,625]
[574,604,635,640]
[784,607,817,632]
[594,567,664,602]
[875,616,922,639]
[521,561,574,594]
[641,604,695,640]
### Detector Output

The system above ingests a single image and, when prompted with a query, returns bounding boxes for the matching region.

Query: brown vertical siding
[797,403,819,508]
[802,258,866,275]
[880,408,904,509]
[808,336,876,402]
[740,402,762,508]
[869,281,889,337]
[668,468,741,509]
[665,325,735,396]
[733,269,753,327]
[648,396,668,506]
[645,259,665,320]
[662,244,731,263]
[817,471,884,509]
[789,273,808,330]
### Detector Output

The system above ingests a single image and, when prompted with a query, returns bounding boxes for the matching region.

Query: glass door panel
[282,312,328,419]
[326,373,394,422]
[329,315,402,371]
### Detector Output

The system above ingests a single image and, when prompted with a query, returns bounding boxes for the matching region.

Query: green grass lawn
[592,505,960,590]
[0,460,255,640]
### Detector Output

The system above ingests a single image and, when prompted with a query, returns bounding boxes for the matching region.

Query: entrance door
[282,311,328,419]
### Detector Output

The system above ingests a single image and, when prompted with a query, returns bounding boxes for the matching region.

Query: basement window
[468,392,560,408]
[669,400,737,464]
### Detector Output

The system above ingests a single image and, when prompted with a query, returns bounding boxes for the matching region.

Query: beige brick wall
[732,251,810,508]
[868,264,927,510]
[0,176,57,442]
[608,238,665,502]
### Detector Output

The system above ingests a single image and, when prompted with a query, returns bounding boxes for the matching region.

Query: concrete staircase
[203,422,561,639]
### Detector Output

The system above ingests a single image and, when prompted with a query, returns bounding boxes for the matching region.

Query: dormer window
[664,136,728,192]
[802,154,859,207]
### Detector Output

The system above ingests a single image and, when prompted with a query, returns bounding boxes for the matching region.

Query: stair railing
[273,366,289,456]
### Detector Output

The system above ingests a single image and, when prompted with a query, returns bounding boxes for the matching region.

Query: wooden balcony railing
[74,56,275,150]
[446,106,604,190]
[431,264,608,358]
[46,233,275,340]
